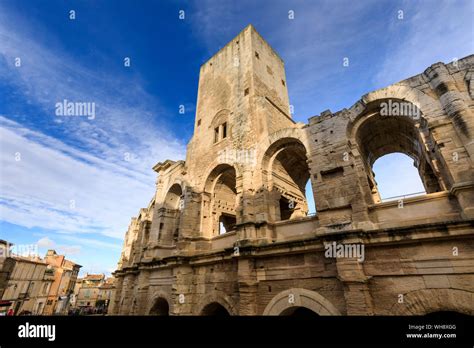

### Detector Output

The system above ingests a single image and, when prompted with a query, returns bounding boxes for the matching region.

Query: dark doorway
[201,302,230,316]
[280,306,319,317]
[149,298,169,316]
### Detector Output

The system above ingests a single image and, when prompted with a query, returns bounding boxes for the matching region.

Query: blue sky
[0,0,472,275]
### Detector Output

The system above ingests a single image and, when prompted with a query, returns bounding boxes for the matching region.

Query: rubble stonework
[111,25,474,316]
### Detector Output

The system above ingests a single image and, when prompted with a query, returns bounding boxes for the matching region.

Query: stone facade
[112,25,474,316]
[0,240,15,300]
[0,254,54,315]
[42,250,81,315]
[74,274,116,314]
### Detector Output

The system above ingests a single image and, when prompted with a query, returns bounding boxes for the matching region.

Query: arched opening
[280,306,319,317]
[390,289,473,315]
[305,179,316,215]
[149,298,169,316]
[158,183,183,244]
[264,138,312,221]
[263,288,341,316]
[200,302,230,316]
[203,164,238,237]
[355,99,444,203]
[141,220,152,246]
[164,184,183,210]
[372,153,426,201]
[219,213,236,234]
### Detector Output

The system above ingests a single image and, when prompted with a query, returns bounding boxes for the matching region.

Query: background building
[97,277,116,314]
[75,273,105,313]
[0,245,81,316]
[72,274,116,315]
[0,240,15,301]
[42,250,81,315]
[0,253,54,315]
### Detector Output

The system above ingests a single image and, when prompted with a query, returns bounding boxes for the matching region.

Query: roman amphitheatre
[111,25,474,316]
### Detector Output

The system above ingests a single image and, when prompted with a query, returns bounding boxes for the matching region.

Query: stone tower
[112,25,474,316]
[148,25,309,246]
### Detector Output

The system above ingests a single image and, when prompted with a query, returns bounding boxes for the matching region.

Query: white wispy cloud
[0,117,156,238]
[0,3,186,176]
[36,237,82,256]
[37,237,55,249]
[37,236,82,256]
[57,235,121,251]
[373,0,473,87]
[0,4,187,241]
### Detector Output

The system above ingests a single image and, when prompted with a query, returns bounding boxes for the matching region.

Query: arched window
[264,138,313,221]
[355,99,444,203]
[203,164,238,237]
[156,183,183,244]
[372,153,426,201]
[211,110,230,144]
[164,184,183,210]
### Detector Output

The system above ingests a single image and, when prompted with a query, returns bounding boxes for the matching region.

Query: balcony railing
[380,191,426,202]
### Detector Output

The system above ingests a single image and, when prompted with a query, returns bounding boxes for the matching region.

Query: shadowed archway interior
[149,298,169,316]
[200,302,230,316]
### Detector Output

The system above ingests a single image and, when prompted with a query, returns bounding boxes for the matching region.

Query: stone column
[237,258,258,315]
[425,63,474,161]
[424,63,474,218]
[134,271,150,315]
[172,264,194,315]
[336,257,374,315]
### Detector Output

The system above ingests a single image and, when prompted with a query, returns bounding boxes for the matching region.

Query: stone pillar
[134,271,150,315]
[424,63,474,218]
[109,275,124,315]
[425,63,474,161]
[120,273,137,315]
[172,265,194,315]
[237,258,258,315]
[336,257,374,315]
[179,187,201,239]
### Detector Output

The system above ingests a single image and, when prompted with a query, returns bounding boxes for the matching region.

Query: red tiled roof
[84,274,105,280]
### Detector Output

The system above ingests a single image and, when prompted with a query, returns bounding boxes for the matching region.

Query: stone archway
[149,297,169,316]
[164,183,183,210]
[200,302,231,316]
[263,288,341,316]
[195,293,237,316]
[148,291,173,316]
[201,164,239,237]
[261,136,313,221]
[390,289,473,316]
[347,98,447,203]
[157,183,184,244]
